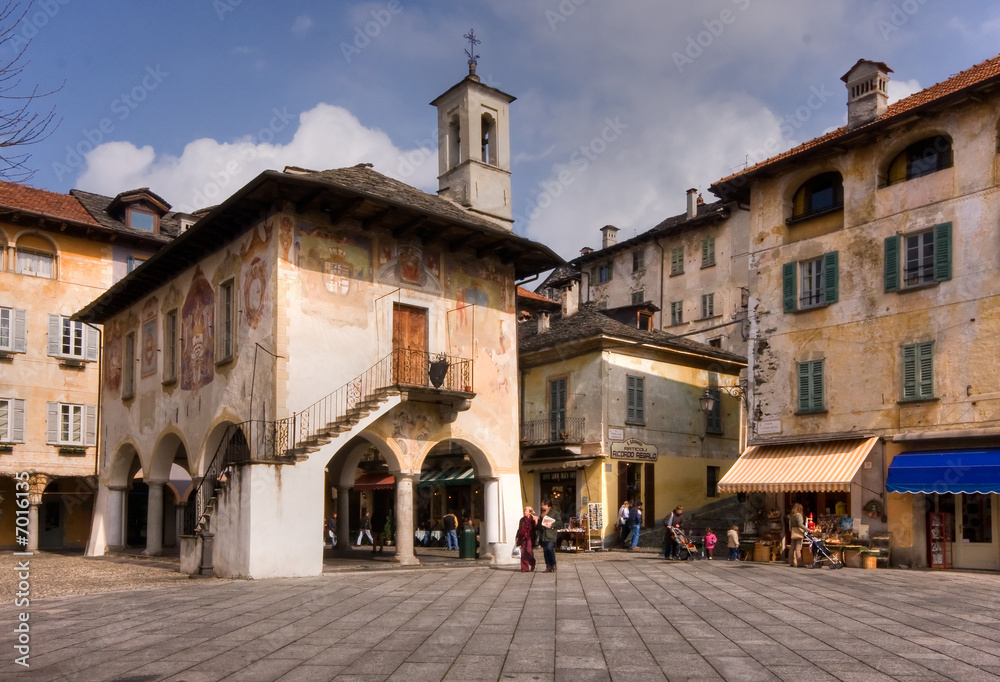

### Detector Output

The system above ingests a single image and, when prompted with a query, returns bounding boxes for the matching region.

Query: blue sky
[17,0,1000,259]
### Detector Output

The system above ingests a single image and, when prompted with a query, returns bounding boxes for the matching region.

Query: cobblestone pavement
[2,549,1000,681]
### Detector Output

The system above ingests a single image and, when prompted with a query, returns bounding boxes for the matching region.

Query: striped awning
[717,436,880,493]
[418,466,477,487]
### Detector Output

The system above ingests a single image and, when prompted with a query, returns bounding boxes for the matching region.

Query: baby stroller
[668,526,701,561]
[803,529,844,569]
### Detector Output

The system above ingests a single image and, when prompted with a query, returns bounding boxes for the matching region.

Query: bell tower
[431,31,515,229]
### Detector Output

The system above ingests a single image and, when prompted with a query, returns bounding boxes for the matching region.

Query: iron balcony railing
[520,417,585,446]
[277,349,473,453]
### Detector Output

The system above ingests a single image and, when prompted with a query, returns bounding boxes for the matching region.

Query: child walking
[704,527,717,560]
[727,524,740,561]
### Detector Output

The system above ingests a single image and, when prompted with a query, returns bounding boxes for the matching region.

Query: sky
[13,0,1000,261]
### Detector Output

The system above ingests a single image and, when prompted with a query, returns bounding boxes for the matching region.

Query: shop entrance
[616,462,655,527]
[540,471,577,520]
[954,493,998,570]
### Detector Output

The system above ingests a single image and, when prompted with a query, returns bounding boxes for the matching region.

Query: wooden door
[392,304,427,385]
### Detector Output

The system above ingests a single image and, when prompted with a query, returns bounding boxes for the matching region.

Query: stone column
[336,486,351,550]
[144,481,164,556]
[26,503,40,551]
[482,477,499,558]
[393,474,419,566]
[106,486,127,550]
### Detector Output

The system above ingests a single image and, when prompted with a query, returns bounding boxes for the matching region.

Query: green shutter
[635,377,644,422]
[823,251,839,304]
[783,262,797,312]
[626,375,636,421]
[884,235,900,292]
[933,222,952,282]
[902,344,917,399]
[811,359,824,410]
[918,341,934,398]
[797,362,811,411]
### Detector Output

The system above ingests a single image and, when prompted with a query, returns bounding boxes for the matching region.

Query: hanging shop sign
[610,438,658,462]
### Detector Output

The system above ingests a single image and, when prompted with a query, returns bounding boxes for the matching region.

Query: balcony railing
[520,417,585,446]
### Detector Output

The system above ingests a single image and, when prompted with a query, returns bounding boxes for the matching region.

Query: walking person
[617,500,631,548]
[443,511,459,551]
[628,501,643,550]
[536,499,561,572]
[787,503,807,567]
[515,506,537,572]
[664,506,684,559]
[704,527,717,560]
[727,524,741,561]
[356,509,374,546]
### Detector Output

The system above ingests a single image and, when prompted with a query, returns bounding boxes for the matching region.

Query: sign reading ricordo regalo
[610,438,658,462]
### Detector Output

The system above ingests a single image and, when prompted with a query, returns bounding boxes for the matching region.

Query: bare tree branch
[0,0,62,182]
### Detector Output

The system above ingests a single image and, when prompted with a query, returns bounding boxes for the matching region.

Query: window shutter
[884,236,900,292]
[797,362,811,411]
[626,375,636,421]
[902,344,917,399]
[702,238,709,265]
[47,314,61,356]
[918,341,934,398]
[607,262,613,281]
[933,222,952,282]
[782,262,797,312]
[706,389,722,433]
[47,401,59,443]
[823,251,839,304]
[13,308,26,353]
[11,399,24,442]
[85,324,99,362]
[635,377,644,422]
[85,404,97,446]
[811,360,824,410]
[590,266,597,286]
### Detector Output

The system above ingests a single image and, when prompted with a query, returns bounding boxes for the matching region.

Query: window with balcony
[884,223,951,292]
[783,252,839,312]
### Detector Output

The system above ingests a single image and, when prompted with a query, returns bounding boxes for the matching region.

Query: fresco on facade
[181,267,215,394]
[298,223,370,298]
[375,239,443,293]
[278,216,295,265]
[237,219,274,331]
[104,319,122,393]
[140,317,157,377]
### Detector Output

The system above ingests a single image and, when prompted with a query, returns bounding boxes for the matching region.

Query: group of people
[514,500,561,573]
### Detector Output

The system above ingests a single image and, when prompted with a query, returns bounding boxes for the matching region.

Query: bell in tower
[431,30,515,230]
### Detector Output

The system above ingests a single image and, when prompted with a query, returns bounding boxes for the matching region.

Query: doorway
[392,303,428,385]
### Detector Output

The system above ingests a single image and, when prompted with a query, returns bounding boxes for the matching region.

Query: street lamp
[699,389,716,414]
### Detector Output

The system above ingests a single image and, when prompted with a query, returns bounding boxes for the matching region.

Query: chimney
[600,225,619,249]
[561,281,579,317]
[841,59,892,130]
[686,188,698,219]
[580,246,594,256]
[537,311,551,333]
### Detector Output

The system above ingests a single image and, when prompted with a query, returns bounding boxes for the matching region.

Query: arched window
[886,135,953,185]
[481,114,496,166]
[448,116,461,169]
[791,172,843,221]
[15,234,55,278]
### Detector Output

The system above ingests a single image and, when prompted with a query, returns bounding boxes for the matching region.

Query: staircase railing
[279,349,473,451]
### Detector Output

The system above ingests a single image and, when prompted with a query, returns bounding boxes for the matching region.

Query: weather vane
[463,29,481,75]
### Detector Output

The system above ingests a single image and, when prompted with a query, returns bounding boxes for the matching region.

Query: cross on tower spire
[463,29,481,77]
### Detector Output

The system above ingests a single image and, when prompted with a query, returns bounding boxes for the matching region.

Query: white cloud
[74,104,438,213]
[291,15,313,35]
[888,78,922,104]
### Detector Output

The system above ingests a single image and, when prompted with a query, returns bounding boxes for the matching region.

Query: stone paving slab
[2,553,1000,680]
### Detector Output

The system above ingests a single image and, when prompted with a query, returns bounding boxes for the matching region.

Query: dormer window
[127,207,157,232]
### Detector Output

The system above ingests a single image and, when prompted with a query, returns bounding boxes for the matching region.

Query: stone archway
[39,477,96,551]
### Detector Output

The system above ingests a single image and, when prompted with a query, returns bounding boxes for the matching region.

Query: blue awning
[886,450,1000,494]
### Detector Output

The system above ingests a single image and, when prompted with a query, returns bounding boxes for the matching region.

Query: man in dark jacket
[664,506,684,559]
[628,502,643,550]
[536,499,561,572]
